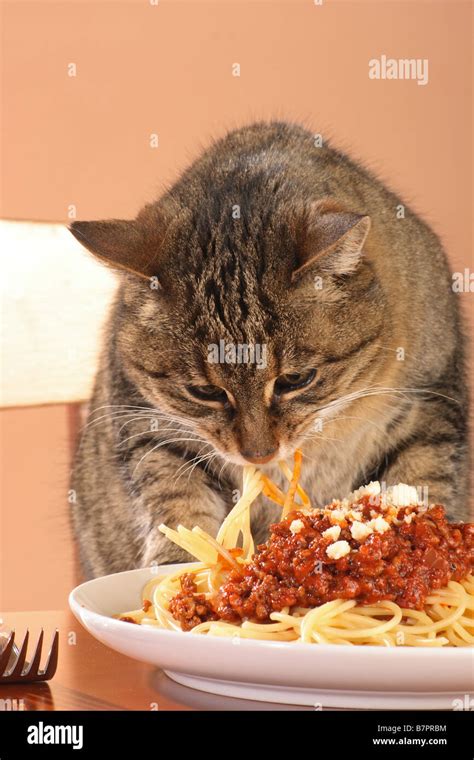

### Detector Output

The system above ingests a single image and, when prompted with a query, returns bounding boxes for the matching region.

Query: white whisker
[175,450,218,483]
[116,427,208,449]
[186,452,219,483]
[173,444,215,479]
[132,437,211,477]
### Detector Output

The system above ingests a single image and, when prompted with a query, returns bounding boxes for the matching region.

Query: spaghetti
[117,455,474,647]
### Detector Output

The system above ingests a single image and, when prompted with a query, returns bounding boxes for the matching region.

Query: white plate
[69,564,474,709]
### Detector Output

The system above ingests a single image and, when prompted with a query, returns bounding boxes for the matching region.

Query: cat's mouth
[215,442,297,469]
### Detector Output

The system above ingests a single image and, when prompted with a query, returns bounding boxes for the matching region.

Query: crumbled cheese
[326,540,351,559]
[322,525,341,542]
[365,481,381,497]
[350,521,373,541]
[328,508,347,524]
[387,483,420,508]
[350,481,381,501]
[348,509,363,521]
[289,519,304,535]
[404,513,414,524]
[369,516,391,534]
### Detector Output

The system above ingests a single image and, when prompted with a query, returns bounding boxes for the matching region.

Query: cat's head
[70,196,387,466]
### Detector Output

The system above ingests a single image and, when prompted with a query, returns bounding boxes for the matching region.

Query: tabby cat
[69,121,470,579]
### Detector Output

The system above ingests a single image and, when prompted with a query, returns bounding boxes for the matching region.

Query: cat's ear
[68,219,157,281]
[292,200,371,283]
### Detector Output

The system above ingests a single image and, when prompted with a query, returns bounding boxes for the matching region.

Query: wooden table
[0,610,315,711]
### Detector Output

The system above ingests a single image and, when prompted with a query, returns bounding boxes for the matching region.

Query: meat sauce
[169,573,219,631]
[169,498,474,630]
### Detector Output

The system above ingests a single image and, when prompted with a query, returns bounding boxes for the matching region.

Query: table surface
[0,610,324,711]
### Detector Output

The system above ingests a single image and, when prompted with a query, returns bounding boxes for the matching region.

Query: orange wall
[0,406,78,611]
[3,0,472,330]
[1,0,472,611]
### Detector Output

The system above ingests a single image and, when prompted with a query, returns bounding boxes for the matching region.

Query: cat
[69,120,470,579]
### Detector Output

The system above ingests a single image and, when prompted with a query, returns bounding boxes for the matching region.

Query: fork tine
[0,631,15,675]
[0,629,59,683]
[41,630,59,679]
[24,629,43,677]
[8,630,29,678]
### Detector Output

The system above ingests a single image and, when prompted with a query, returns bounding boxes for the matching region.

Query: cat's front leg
[378,433,470,521]
[124,448,230,567]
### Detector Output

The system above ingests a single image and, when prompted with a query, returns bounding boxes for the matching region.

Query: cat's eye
[274,368,317,396]
[186,384,229,404]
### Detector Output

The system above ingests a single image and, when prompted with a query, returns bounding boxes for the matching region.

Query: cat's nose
[239,447,278,465]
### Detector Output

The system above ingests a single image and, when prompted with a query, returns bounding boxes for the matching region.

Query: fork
[0,630,59,683]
